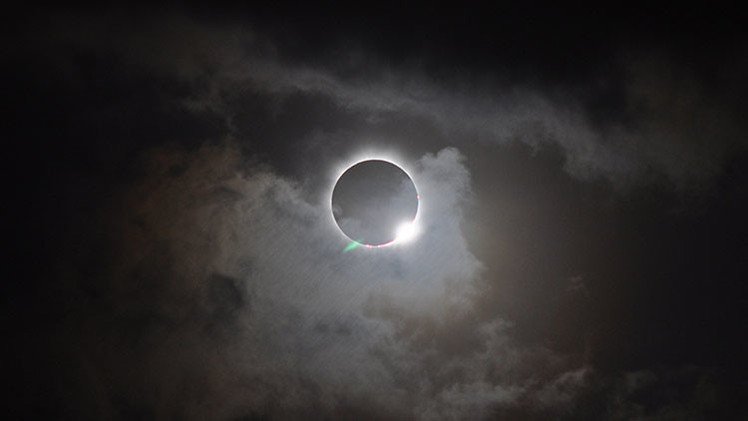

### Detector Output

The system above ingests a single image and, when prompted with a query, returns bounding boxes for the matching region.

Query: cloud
[23,12,745,190]
[245,54,744,190]
[21,15,746,189]
[603,367,728,420]
[39,143,591,419]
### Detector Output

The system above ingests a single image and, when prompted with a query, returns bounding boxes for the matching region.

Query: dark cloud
[16,12,746,189]
[12,142,578,418]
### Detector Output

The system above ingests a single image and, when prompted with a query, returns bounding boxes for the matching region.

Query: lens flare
[343,241,362,253]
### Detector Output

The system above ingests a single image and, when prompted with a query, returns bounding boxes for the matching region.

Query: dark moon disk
[332,160,418,246]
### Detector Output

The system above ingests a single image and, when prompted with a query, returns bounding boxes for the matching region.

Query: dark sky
[4,4,748,420]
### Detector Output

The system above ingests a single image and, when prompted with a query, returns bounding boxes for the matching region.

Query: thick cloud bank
[41,144,587,419]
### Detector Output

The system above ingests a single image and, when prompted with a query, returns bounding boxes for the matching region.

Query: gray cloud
[26,13,745,190]
[245,55,745,190]
[48,143,592,419]
[604,367,727,420]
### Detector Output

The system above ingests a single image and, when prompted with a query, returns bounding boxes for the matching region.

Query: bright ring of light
[330,156,421,249]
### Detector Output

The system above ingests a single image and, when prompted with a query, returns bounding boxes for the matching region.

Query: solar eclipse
[331,159,419,248]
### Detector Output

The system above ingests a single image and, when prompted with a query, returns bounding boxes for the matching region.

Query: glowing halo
[329,155,421,249]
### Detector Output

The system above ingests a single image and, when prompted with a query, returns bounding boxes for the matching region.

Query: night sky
[4,5,748,420]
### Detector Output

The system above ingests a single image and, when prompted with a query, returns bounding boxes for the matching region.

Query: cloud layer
[42,143,591,419]
[34,13,744,189]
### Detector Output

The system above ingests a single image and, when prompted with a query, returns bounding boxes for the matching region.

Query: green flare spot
[343,241,361,253]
